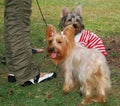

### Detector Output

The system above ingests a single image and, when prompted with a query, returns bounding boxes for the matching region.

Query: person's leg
[4,0,56,86]
[4,0,39,84]
[1,48,44,66]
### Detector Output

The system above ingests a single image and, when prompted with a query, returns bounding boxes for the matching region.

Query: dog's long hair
[46,24,111,105]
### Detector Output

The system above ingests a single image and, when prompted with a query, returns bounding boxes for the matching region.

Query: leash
[36,0,48,26]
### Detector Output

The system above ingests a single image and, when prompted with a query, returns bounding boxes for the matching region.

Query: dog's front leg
[63,69,76,94]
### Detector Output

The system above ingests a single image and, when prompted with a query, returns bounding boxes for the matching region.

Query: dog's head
[46,24,75,65]
[59,5,84,35]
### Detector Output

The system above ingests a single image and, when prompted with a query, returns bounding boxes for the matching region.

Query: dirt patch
[104,35,120,70]
[103,35,120,99]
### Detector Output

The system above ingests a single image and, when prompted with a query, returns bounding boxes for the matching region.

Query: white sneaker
[38,72,56,83]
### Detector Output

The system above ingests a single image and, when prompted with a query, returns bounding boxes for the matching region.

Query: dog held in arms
[46,24,111,105]
[59,5,107,56]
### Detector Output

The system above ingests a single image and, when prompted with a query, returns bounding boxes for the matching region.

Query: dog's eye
[49,40,52,44]
[76,19,80,22]
[58,41,62,44]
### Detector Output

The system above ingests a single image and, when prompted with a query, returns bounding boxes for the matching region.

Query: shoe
[21,80,34,87]
[37,72,57,83]
[8,74,16,83]
[21,72,57,87]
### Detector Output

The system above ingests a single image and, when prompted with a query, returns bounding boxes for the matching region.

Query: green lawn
[0,0,120,106]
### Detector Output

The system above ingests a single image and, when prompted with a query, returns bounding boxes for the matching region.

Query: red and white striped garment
[74,29,107,55]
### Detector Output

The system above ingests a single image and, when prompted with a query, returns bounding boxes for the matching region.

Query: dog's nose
[73,24,77,28]
[49,48,54,52]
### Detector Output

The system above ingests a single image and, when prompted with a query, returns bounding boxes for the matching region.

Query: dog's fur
[59,5,84,35]
[46,24,111,105]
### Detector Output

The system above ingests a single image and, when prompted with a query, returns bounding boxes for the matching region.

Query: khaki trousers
[4,0,39,84]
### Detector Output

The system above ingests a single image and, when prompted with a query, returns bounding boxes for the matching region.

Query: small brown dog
[46,24,111,105]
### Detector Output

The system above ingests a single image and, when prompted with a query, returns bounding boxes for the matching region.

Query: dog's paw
[63,88,70,94]
[93,97,107,103]
[80,99,94,105]
[63,85,73,94]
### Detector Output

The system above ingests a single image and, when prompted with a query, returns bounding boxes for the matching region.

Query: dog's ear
[60,6,69,18]
[63,25,75,41]
[74,5,82,16]
[46,24,56,39]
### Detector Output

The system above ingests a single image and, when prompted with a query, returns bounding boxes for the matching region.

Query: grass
[0,0,120,106]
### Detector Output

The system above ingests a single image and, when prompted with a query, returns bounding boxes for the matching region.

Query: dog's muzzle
[48,47,57,58]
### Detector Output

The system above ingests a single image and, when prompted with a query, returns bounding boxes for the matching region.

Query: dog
[46,24,111,105]
[59,5,84,35]
[59,5,107,56]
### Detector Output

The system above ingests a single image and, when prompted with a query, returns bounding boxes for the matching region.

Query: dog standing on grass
[59,5,107,56]
[46,24,111,105]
